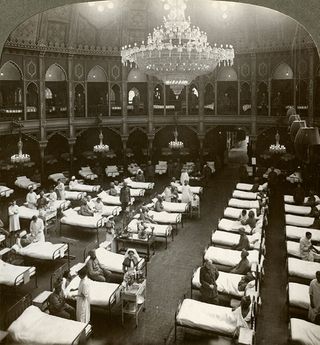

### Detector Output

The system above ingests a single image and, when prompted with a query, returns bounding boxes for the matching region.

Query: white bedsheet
[127,219,170,237]
[65,275,119,306]
[288,257,320,280]
[285,204,320,216]
[218,219,255,235]
[161,200,188,213]
[236,183,267,192]
[204,247,261,267]
[0,185,14,198]
[18,206,57,221]
[65,191,86,200]
[8,305,88,345]
[69,183,100,193]
[90,201,121,217]
[49,199,71,211]
[176,185,202,194]
[212,231,261,250]
[95,247,144,274]
[288,283,309,310]
[287,241,320,259]
[290,318,320,345]
[124,178,154,190]
[228,198,260,210]
[224,207,259,220]
[284,195,320,205]
[15,242,68,260]
[286,226,320,242]
[285,214,314,227]
[61,209,106,228]
[176,299,238,335]
[232,190,258,200]
[15,177,40,190]
[97,191,134,206]
[192,268,245,297]
[114,186,145,197]
[148,210,181,224]
[0,259,35,286]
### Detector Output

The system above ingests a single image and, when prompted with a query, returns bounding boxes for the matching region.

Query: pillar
[163,83,167,116]
[39,53,47,142]
[147,134,154,161]
[268,77,272,116]
[237,65,241,116]
[23,80,27,121]
[84,81,88,118]
[68,137,76,175]
[67,55,75,139]
[185,85,189,116]
[39,140,47,184]
[308,49,314,126]
[122,84,128,136]
[250,53,257,137]
[121,136,128,166]
[214,80,218,115]
[198,134,205,163]
[198,77,205,145]
[147,76,154,134]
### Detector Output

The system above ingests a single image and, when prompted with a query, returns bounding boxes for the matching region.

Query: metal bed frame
[51,262,122,318]
[5,294,91,344]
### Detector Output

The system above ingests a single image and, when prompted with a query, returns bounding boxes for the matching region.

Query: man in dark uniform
[199,259,219,304]
[120,181,131,212]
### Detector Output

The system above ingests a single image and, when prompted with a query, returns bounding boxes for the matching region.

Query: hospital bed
[0,185,14,198]
[236,183,267,192]
[285,203,320,216]
[224,207,261,220]
[288,282,309,319]
[172,183,203,195]
[14,176,40,190]
[65,190,87,201]
[127,218,173,249]
[48,172,68,184]
[286,225,320,242]
[44,197,71,212]
[217,218,262,235]
[175,298,256,341]
[284,194,320,205]
[79,166,98,181]
[285,214,314,228]
[287,257,320,284]
[151,198,190,214]
[211,229,262,250]
[148,210,182,231]
[83,243,146,277]
[232,190,259,200]
[18,205,57,232]
[68,182,100,193]
[60,208,108,243]
[0,259,36,287]
[6,294,91,345]
[228,198,260,210]
[124,177,154,190]
[204,246,263,272]
[286,240,320,259]
[289,318,320,345]
[88,201,121,217]
[114,185,145,197]
[97,191,135,206]
[105,165,120,178]
[51,263,122,317]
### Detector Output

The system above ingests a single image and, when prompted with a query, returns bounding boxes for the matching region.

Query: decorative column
[121,135,128,166]
[67,55,75,139]
[163,83,167,116]
[147,133,155,160]
[121,66,128,136]
[108,83,111,116]
[38,52,46,143]
[268,77,272,116]
[68,137,76,175]
[147,76,154,134]
[237,65,241,116]
[214,80,218,115]
[23,80,27,120]
[198,134,205,162]
[198,77,205,146]
[185,85,189,116]
[308,49,314,126]
[250,53,257,137]
[84,81,88,118]
[39,140,48,184]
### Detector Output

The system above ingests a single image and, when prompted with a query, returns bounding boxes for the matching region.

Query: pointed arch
[87,65,108,82]
[45,63,67,81]
[0,60,23,80]
[217,66,238,81]
[272,62,293,79]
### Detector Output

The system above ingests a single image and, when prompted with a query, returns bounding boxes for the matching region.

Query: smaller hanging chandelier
[269,144,286,155]
[169,127,184,150]
[11,136,31,164]
[93,130,109,153]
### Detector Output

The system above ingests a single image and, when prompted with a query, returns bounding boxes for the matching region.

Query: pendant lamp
[294,127,320,162]
[290,120,306,142]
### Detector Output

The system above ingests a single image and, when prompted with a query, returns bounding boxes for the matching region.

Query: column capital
[121,135,129,142]
[39,140,48,149]
[68,137,77,145]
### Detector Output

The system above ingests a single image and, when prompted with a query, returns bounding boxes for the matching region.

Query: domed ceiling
[7,0,314,53]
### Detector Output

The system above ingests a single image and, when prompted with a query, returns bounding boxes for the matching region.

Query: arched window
[87,66,107,82]
[45,64,66,81]
[0,61,22,80]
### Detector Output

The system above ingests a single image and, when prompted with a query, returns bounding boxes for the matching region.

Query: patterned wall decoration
[74,63,84,80]
[97,24,121,47]
[298,59,308,77]
[77,15,96,46]
[47,21,67,43]
[258,62,268,78]
[111,65,120,81]
[47,5,71,21]
[9,15,39,43]
[25,59,38,79]
[241,63,250,78]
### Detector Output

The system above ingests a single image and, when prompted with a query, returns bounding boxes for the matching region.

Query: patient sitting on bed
[79,199,94,217]
[238,209,248,225]
[154,196,164,212]
[245,211,257,231]
[230,249,251,275]
[109,182,118,196]
[48,281,76,320]
[86,249,111,282]
[232,295,252,338]
[311,211,320,230]
[140,207,155,224]
[300,232,320,261]
[232,228,250,251]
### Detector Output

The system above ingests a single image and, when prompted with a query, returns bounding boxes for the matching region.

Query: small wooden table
[238,327,254,345]
[32,290,52,312]
[116,234,155,261]
[121,279,146,327]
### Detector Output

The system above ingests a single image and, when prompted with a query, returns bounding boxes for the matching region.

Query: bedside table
[238,327,254,345]
[32,291,52,312]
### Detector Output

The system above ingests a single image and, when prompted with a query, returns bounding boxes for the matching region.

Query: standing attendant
[55,179,66,200]
[119,181,131,212]
[199,259,219,304]
[26,187,37,209]
[76,267,90,323]
[181,180,193,203]
[309,271,320,324]
[8,200,20,234]
[202,164,212,187]
[29,215,45,242]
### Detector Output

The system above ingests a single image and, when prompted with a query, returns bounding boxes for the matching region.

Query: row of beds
[283,194,320,345]
[0,175,204,344]
[174,182,267,343]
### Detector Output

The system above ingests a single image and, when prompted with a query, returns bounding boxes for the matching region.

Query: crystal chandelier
[169,128,184,150]
[93,131,109,153]
[269,144,286,155]
[121,0,234,98]
[11,136,31,164]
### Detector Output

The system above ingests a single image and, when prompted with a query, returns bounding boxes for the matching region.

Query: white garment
[76,276,90,323]
[181,184,193,203]
[29,218,45,242]
[8,205,20,232]
[69,180,78,189]
[26,192,37,209]
[55,182,66,200]
[48,191,57,210]
[164,187,172,202]
[233,305,251,336]
[180,171,189,185]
